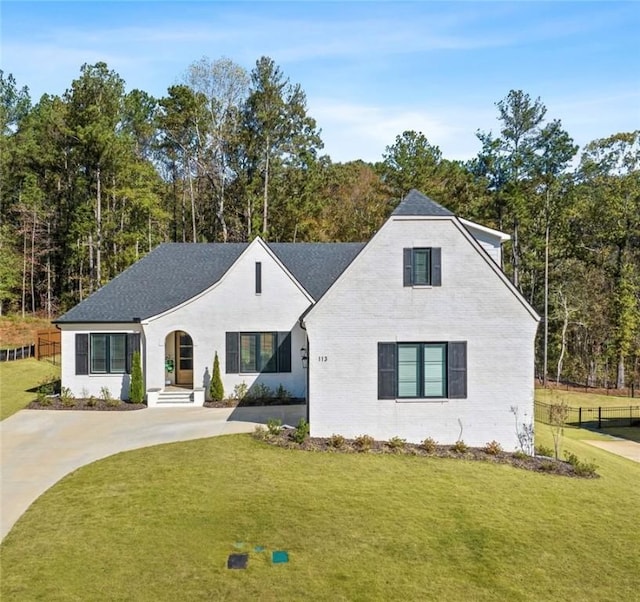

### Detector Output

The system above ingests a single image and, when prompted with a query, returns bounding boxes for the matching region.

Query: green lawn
[0,358,60,420]
[535,387,639,409]
[2,431,639,601]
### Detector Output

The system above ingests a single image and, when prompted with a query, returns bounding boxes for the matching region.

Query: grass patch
[2,432,639,601]
[0,315,51,348]
[0,358,60,420]
[535,387,639,409]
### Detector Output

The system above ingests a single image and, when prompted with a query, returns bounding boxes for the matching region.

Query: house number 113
[318,355,328,362]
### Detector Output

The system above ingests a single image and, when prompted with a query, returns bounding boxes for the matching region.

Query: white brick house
[56,190,539,449]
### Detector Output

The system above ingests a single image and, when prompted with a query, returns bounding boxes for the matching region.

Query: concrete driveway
[0,405,305,541]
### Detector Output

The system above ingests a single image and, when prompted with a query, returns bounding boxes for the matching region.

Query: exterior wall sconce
[300,346,308,369]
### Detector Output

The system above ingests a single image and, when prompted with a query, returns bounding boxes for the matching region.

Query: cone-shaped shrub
[129,351,144,404]
[210,352,224,401]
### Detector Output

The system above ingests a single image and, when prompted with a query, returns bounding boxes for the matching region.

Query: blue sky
[2,1,639,163]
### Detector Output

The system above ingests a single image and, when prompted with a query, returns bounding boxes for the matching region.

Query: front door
[175,331,193,387]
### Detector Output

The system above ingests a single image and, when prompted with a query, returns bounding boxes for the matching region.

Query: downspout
[299,316,309,424]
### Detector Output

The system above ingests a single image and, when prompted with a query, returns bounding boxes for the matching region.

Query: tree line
[0,57,638,389]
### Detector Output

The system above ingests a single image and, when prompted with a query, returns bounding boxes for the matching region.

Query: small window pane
[110,335,126,373]
[413,249,431,285]
[240,334,257,372]
[398,345,419,397]
[424,344,446,397]
[260,333,277,372]
[91,335,107,373]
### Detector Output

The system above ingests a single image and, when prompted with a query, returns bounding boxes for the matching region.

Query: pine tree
[210,351,224,401]
[129,351,144,403]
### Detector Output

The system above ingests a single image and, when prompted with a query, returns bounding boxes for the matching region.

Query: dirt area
[0,315,52,348]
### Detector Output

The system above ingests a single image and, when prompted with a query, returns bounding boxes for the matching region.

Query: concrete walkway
[0,405,305,541]
[583,439,640,463]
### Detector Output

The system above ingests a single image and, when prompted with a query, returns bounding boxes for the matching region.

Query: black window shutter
[226,332,239,373]
[255,262,262,294]
[277,331,291,373]
[431,248,442,286]
[403,248,413,286]
[448,341,467,398]
[126,333,140,374]
[76,333,89,375]
[378,342,397,399]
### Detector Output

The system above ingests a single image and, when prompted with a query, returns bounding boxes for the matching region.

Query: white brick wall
[304,216,539,450]
[143,239,311,399]
[61,239,312,401]
[59,323,141,400]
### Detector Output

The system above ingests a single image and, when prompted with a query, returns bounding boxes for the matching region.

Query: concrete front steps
[147,387,206,407]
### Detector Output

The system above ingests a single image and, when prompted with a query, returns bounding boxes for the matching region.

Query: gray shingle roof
[392,189,454,217]
[270,243,366,300]
[55,241,365,323]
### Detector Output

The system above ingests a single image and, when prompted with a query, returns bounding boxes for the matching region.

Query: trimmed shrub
[209,352,224,402]
[451,440,468,454]
[129,351,144,404]
[327,434,346,449]
[266,418,282,436]
[354,434,375,452]
[484,440,503,455]
[275,384,291,402]
[386,436,406,452]
[60,387,75,407]
[291,418,310,444]
[421,437,438,453]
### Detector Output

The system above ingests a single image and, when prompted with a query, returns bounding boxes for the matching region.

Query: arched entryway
[164,330,193,388]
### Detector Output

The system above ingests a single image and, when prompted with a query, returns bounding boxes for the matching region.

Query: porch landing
[147,387,206,407]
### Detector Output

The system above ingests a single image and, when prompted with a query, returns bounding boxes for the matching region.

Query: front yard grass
[0,358,59,420]
[2,430,639,601]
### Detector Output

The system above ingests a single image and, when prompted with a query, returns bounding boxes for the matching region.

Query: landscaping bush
[129,351,145,404]
[266,418,282,437]
[386,436,406,452]
[232,382,248,402]
[421,437,438,453]
[291,419,310,444]
[327,434,346,449]
[209,352,224,402]
[564,451,598,477]
[60,387,75,407]
[354,434,375,452]
[484,440,503,455]
[275,384,291,402]
[451,440,468,454]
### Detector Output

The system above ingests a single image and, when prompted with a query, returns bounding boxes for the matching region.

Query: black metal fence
[0,344,36,362]
[535,400,640,429]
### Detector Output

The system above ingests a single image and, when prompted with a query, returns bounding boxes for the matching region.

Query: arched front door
[175,331,193,387]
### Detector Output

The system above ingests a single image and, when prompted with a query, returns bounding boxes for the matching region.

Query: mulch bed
[28,397,146,411]
[256,428,598,479]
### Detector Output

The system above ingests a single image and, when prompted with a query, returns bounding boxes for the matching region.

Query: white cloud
[310,98,494,163]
